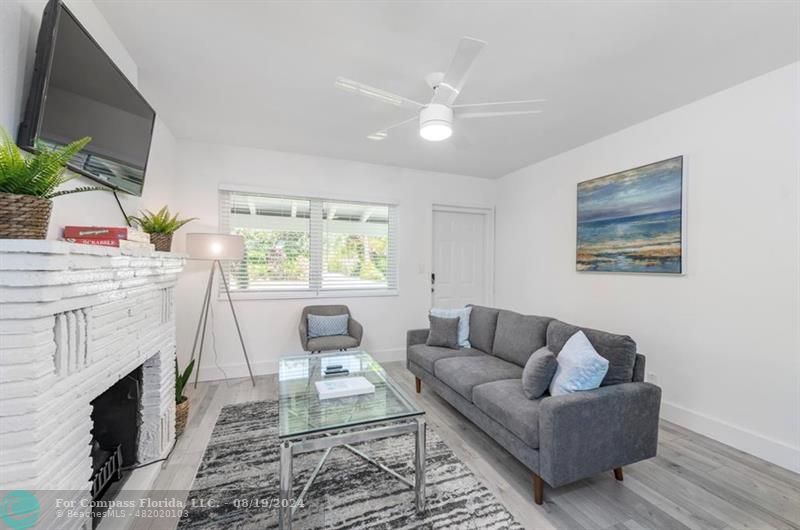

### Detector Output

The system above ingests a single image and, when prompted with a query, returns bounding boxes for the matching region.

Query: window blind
[321,201,397,291]
[219,191,312,291]
[219,190,397,295]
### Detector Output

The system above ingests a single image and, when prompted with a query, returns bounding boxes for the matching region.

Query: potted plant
[0,129,100,239]
[128,206,196,252]
[175,358,195,437]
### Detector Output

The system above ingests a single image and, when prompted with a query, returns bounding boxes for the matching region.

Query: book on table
[64,238,155,251]
[315,376,376,400]
[63,226,150,243]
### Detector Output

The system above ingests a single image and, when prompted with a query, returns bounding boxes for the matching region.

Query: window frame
[218,185,399,300]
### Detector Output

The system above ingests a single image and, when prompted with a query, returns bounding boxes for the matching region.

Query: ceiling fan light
[420,123,452,141]
[419,103,454,142]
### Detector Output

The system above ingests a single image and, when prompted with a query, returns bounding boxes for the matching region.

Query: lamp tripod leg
[217,260,256,386]
[193,263,214,388]
[190,264,215,360]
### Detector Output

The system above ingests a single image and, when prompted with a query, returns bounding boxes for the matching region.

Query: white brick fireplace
[0,241,184,529]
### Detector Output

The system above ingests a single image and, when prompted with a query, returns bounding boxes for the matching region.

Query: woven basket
[150,232,173,252]
[175,398,190,437]
[0,193,53,239]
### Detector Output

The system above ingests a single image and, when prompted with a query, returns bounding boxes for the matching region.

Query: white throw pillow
[549,331,609,396]
[429,306,472,348]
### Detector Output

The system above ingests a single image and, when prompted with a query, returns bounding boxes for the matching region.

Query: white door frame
[431,204,495,307]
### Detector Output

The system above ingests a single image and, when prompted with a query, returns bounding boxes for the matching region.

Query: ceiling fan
[334,37,544,142]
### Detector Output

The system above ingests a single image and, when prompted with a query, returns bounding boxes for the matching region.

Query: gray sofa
[406,304,661,505]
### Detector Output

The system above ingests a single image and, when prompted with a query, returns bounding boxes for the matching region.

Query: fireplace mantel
[0,240,184,528]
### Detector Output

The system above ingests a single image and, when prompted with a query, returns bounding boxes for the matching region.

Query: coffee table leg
[279,440,293,530]
[415,417,426,512]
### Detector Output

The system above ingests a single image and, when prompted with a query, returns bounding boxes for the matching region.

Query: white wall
[495,63,800,472]
[170,141,495,380]
[0,0,178,238]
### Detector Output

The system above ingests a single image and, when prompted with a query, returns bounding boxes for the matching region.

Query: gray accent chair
[299,305,363,353]
[407,304,661,505]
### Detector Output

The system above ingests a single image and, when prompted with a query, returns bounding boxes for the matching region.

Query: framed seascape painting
[576,156,684,274]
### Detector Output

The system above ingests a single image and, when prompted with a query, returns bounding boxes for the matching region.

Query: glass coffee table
[277,351,426,530]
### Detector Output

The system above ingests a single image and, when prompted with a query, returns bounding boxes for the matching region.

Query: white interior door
[432,209,487,308]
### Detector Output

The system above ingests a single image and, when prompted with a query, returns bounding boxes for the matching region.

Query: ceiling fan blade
[459,110,542,119]
[335,77,424,109]
[366,115,417,140]
[453,98,546,108]
[431,37,487,105]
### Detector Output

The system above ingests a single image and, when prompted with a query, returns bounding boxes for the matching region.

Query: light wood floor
[132,362,800,530]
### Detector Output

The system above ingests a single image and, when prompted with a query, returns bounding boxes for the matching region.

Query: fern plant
[0,128,102,198]
[175,359,195,404]
[128,206,196,235]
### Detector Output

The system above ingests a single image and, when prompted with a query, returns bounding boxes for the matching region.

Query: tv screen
[18,0,155,197]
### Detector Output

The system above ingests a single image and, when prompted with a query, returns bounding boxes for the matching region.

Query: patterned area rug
[179,400,522,529]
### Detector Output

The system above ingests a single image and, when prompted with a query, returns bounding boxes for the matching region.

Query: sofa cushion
[491,310,552,366]
[467,305,500,354]
[472,379,542,448]
[521,346,558,399]
[434,354,523,400]
[549,331,609,396]
[407,344,484,374]
[307,335,359,351]
[430,306,472,347]
[546,320,636,386]
[427,315,460,349]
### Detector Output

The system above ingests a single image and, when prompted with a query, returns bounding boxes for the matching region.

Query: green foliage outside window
[235,228,310,285]
[325,234,388,282]
[233,228,389,288]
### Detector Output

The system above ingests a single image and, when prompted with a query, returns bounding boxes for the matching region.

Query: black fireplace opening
[90,366,142,501]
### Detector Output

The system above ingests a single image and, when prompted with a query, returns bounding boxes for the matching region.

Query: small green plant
[176,359,195,404]
[0,128,101,198]
[128,206,196,235]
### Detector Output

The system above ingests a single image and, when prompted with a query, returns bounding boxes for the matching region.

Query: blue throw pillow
[549,331,609,396]
[307,314,349,338]
[430,306,472,347]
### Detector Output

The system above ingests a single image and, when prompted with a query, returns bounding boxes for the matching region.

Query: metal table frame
[278,416,426,530]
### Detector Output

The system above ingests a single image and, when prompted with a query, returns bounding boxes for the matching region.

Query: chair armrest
[298,316,309,350]
[538,382,661,487]
[406,328,429,347]
[633,353,646,382]
[349,317,363,345]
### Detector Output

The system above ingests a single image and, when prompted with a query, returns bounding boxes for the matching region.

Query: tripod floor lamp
[186,233,255,388]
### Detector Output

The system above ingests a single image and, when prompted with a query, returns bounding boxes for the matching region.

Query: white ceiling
[94,1,799,179]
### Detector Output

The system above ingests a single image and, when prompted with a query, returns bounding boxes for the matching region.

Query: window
[220,190,397,296]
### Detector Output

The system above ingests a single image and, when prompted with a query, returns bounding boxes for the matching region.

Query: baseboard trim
[661,400,800,473]
[195,347,406,382]
[195,359,278,382]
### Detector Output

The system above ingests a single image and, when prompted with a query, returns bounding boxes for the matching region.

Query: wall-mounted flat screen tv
[18,0,155,197]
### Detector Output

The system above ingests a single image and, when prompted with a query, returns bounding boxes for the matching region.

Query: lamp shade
[185,233,244,261]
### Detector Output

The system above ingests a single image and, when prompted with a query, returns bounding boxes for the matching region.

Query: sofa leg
[415,377,421,394]
[532,474,544,505]
[614,467,624,481]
